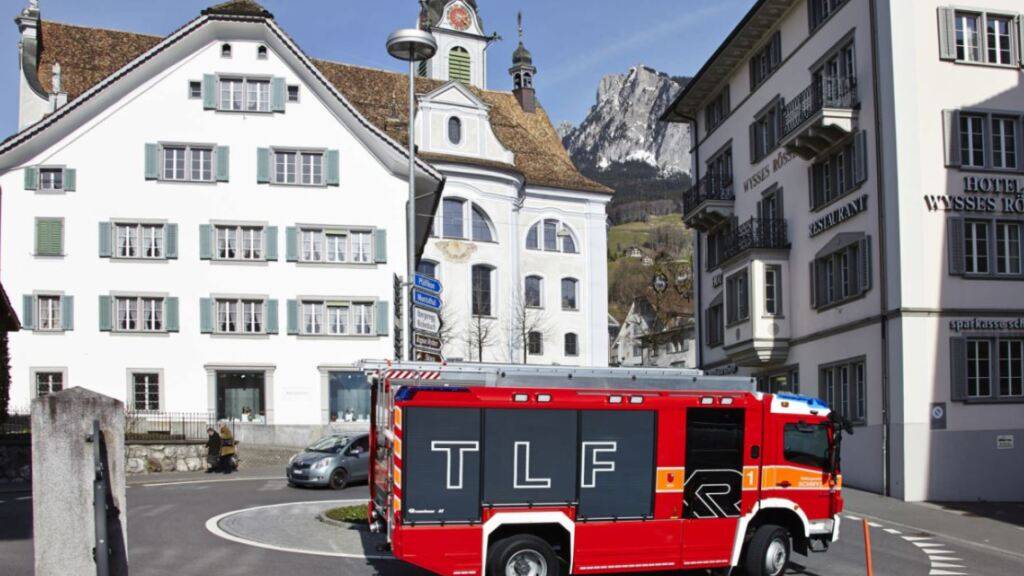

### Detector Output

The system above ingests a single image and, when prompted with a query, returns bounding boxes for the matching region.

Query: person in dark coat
[219,423,236,474]
[205,427,221,473]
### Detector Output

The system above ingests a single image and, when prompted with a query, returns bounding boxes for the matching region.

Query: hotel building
[663,0,1024,501]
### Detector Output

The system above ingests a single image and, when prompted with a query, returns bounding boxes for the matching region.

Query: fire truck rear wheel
[745,524,791,576]
[487,534,561,576]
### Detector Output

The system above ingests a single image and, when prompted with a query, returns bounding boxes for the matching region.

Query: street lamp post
[387,28,437,361]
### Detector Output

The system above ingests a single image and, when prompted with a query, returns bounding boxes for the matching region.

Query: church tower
[418,0,491,89]
[509,11,537,113]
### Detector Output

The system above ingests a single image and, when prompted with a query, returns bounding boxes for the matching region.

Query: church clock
[448,4,472,31]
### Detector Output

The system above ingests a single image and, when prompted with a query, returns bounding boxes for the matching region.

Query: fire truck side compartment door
[404,407,482,523]
[578,410,656,519]
[483,409,578,505]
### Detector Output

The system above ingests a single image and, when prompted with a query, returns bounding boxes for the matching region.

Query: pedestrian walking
[219,423,236,474]
[205,427,221,473]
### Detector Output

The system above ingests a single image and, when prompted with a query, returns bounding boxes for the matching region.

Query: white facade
[1,1,610,425]
[665,0,1024,501]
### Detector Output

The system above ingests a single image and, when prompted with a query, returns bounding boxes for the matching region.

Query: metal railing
[782,76,858,137]
[683,174,735,216]
[124,410,216,442]
[720,218,789,264]
[0,413,30,435]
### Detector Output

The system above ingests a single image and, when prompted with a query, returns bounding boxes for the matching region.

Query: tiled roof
[202,0,274,17]
[32,15,611,195]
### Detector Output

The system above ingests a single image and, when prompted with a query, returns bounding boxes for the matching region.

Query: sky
[0,0,756,136]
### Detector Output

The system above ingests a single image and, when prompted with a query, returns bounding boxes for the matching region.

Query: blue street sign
[414,274,443,294]
[412,289,442,311]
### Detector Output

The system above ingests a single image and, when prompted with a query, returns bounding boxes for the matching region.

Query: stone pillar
[32,387,127,575]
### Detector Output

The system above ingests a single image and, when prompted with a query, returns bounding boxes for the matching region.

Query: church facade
[0,0,611,425]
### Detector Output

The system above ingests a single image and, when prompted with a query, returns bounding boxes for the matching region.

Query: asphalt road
[1,472,1021,576]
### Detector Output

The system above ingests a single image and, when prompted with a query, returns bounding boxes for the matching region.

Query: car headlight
[288,454,298,465]
[312,458,331,470]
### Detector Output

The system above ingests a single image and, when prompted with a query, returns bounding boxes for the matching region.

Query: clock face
[448,5,472,31]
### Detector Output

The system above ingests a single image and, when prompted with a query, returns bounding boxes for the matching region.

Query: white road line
[931,563,966,569]
[914,542,946,548]
[866,521,883,528]
[928,570,967,575]
[138,476,284,487]
[844,514,861,521]
[904,536,932,542]
[884,528,902,535]
[923,548,956,555]
[847,508,1024,561]
[15,496,31,501]
[204,499,393,560]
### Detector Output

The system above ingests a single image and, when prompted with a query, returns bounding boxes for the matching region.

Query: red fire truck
[365,362,848,576]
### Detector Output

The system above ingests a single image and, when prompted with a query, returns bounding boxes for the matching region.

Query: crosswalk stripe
[904,536,932,541]
[931,563,966,569]
[923,548,955,555]
[915,542,945,548]
[867,521,883,528]
[928,570,967,575]
[845,515,861,521]
[884,528,901,535]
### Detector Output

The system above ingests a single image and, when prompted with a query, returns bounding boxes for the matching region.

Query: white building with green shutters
[0,0,612,424]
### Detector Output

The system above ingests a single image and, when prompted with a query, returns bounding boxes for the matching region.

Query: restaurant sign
[809,195,868,237]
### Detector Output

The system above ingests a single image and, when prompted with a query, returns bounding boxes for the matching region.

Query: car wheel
[329,468,349,490]
[487,534,561,576]
[745,524,791,576]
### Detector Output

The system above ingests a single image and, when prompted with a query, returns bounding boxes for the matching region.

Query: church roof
[202,0,274,17]
[420,0,480,30]
[30,17,610,195]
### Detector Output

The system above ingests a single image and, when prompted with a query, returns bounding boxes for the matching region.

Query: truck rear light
[513,393,529,402]
[536,394,552,403]
[609,395,623,404]
[721,397,734,405]
[629,396,644,404]
[701,397,714,405]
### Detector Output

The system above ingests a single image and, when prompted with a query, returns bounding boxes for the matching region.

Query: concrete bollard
[31,387,128,576]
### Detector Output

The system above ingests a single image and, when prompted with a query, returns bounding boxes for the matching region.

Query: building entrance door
[216,371,266,422]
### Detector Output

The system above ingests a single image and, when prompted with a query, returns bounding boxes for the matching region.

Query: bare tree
[463,313,500,363]
[510,290,553,364]
[434,300,460,357]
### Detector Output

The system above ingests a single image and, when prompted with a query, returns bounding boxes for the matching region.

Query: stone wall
[0,436,31,484]
[230,422,368,448]
[125,443,206,474]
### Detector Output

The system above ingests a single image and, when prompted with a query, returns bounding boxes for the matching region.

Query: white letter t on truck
[430,441,480,490]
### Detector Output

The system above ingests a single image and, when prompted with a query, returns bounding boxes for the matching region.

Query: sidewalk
[127,464,285,486]
[843,488,1024,560]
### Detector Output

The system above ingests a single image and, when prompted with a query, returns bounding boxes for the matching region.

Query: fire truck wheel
[487,534,561,576]
[329,468,349,490]
[745,524,791,576]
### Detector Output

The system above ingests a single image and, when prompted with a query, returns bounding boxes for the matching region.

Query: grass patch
[324,504,368,525]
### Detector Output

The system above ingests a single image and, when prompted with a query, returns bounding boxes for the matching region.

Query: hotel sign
[809,195,868,237]
[924,175,1024,214]
[742,150,797,193]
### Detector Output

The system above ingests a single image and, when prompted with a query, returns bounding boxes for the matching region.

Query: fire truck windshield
[783,422,830,469]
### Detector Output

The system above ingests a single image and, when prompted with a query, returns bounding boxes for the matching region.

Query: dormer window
[221,43,232,58]
[448,116,463,145]
[257,45,268,59]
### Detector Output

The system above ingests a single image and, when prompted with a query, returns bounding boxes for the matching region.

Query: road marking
[15,496,31,501]
[904,536,932,542]
[138,476,284,487]
[205,499,394,561]
[931,563,966,569]
[844,514,861,521]
[928,571,967,575]
[866,521,882,528]
[848,508,1024,561]
[914,542,945,548]
[884,528,902,535]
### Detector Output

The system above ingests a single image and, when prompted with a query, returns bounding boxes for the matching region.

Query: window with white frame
[215,225,263,261]
[952,336,1024,402]
[524,276,543,308]
[116,223,164,259]
[943,10,1019,66]
[956,12,982,62]
[965,220,990,274]
[274,150,324,185]
[216,299,264,334]
[302,300,373,336]
[960,114,986,168]
[952,218,1023,278]
[564,333,579,357]
[36,295,61,331]
[39,168,64,191]
[162,145,213,181]
[35,371,63,397]
[300,228,371,263]
[131,372,160,411]
[999,339,1024,398]
[528,331,543,355]
[820,358,866,424]
[351,231,372,263]
[996,222,1022,275]
[967,339,992,398]
[301,229,323,262]
[991,117,1018,170]
[561,278,578,311]
[116,296,164,332]
[946,110,1022,170]
[526,219,578,253]
[725,269,749,324]
[219,77,270,112]
[764,265,781,316]
[812,235,871,309]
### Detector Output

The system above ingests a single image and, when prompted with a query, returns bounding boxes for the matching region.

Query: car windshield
[307,436,347,452]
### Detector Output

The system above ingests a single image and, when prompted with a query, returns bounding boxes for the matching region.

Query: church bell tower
[418,0,491,89]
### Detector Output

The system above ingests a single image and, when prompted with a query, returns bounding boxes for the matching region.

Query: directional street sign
[413,332,442,352]
[412,289,442,311]
[414,274,443,294]
[413,307,441,334]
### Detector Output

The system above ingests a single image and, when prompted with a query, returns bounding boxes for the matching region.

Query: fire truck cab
[365,362,845,576]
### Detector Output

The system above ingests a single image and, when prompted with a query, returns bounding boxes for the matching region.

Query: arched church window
[448,116,463,145]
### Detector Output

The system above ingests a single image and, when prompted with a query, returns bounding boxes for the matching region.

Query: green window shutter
[98,222,112,258]
[98,296,112,332]
[326,149,340,186]
[21,295,35,330]
[265,299,279,334]
[285,227,298,262]
[202,74,218,109]
[942,110,961,167]
[165,224,178,259]
[1017,15,1024,68]
[63,168,76,191]
[859,236,872,294]
[215,146,230,182]
[264,226,278,261]
[948,217,965,275]
[257,148,270,183]
[35,219,63,256]
[271,77,286,112]
[937,8,957,61]
[165,297,180,332]
[286,299,299,335]
[448,48,471,84]
[853,130,868,185]
[61,295,74,331]
[375,301,389,336]
[200,298,213,334]
[145,143,159,180]
[24,167,38,190]
[373,229,387,263]
[199,224,212,260]
[949,337,966,401]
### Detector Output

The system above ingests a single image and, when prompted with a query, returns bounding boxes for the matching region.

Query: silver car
[286,434,370,489]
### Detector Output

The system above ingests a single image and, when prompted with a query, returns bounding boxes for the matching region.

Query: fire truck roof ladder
[360,361,757,392]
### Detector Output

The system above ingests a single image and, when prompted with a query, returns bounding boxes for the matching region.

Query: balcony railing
[683,174,735,216]
[720,218,789,264]
[782,76,858,137]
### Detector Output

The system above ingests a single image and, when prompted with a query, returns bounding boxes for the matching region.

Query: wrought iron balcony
[683,174,735,231]
[719,218,789,265]
[781,76,859,160]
